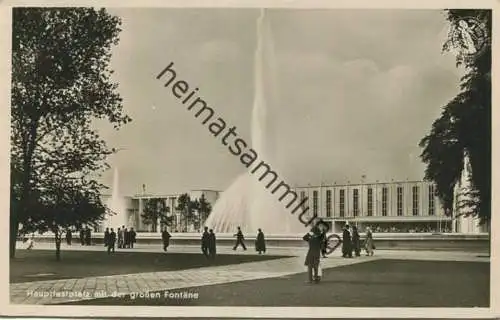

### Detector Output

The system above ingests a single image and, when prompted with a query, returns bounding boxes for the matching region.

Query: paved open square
[10,243,489,307]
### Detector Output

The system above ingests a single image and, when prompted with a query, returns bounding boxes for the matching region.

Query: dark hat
[311,225,321,235]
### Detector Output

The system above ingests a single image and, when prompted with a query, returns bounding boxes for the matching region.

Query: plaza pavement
[10,242,489,305]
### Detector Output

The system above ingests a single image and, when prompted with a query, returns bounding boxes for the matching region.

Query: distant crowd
[101,226,137,254]
[368,225,451,233]
[50,226,138,254]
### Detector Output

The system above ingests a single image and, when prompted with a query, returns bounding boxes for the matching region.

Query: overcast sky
[97,8,463,196]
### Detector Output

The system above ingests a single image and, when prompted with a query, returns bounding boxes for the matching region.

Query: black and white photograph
[2,0,497,318]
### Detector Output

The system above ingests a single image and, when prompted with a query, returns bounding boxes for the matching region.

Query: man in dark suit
[129,227,136,248]
[108,228,116,254]
[233,226,246,251]
[342,225,352,258]
[201,227,210,257]
[162,227,171,252]
[208,229,217,259]
[66,229,72,245]
[123,228,129,248]
[104,228,110,248]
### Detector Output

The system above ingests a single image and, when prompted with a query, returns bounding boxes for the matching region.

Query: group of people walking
[77,227,92,246]
[303,224,376,284]
[103,226,137,254]
[341,224,375,258]
[201,227,217,258]
[232,227,267,254]
[57,227,91,246]
[159,226,267,258]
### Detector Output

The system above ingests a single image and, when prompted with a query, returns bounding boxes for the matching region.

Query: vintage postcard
[0,0,498,318]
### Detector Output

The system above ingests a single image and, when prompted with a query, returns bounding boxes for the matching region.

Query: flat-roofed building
[98,180,486,234]
[292,180,486,234]
[100,189,220,232]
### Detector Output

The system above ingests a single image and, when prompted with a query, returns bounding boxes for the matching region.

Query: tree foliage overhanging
[10,7,132,258]
[419,9,491,224]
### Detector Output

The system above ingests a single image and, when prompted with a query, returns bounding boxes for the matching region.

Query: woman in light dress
[364,227,375,256]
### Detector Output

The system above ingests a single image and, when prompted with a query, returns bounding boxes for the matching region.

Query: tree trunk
[10,215,19,259]
[55,233,61,261]
[12,122,39,259]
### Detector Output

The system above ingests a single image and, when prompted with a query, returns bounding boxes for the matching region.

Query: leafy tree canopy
[419,9,491,224]
[10,7,131,257]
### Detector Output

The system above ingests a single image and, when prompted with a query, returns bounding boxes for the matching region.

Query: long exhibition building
[99,180,485,234]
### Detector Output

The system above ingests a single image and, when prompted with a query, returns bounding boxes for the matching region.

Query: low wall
[29,232,489,252]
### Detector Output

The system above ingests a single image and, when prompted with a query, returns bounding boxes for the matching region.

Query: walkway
[10,242,488,305]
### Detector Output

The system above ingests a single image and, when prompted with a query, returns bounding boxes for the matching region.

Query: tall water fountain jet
[205,9,305,235]
[106,167,128,228]
[453,152,481,233]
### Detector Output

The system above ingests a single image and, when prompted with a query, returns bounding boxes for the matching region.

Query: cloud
[100,8,463,193]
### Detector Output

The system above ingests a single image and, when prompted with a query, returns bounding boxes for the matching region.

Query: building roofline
[102,181,433,198]
[130,190,222,199]
[294,180,433,189]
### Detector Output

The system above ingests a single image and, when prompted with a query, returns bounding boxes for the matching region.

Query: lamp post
[361,175,366,216]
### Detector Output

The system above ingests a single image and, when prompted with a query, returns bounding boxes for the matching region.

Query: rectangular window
[339,189,345,217]
[326,190,332,217]
[353,189,359,217]
[300,191,307,210]
[382,187,388,216]
[412,185,419,216]
[367,188,373,216]
[313,190,318,215]
[397,186,403,216]
[429,185,435,216]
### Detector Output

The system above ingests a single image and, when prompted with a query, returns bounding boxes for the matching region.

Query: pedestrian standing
[108,228,116,254]
[85,227,92,246]
[104,227,110,249]
[255,228,266,254]
[162,227,171,252]
[66,229,72,245]
[201,226,210,257]
[123,228,129,248]
[117,227,123,249]
[342,225,352,258]
[351,225,361,257]
[208,229,217,259]
[364,227,375,256]
[129,227,136,248]
[233,226,246,251]
[303,226,322,283]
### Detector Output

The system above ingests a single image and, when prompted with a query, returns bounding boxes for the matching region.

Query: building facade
[99,180,486,234]
[100,189,220,232]
[292,180,486,234]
